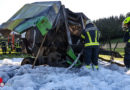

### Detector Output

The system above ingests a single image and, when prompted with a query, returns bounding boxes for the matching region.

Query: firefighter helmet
[123,17,130,24]
[86,19,93,25]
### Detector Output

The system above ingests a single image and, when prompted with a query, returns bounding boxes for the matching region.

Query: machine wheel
[21,57,34,65]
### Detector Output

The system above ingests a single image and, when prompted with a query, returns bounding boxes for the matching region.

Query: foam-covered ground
[0,58,130,90]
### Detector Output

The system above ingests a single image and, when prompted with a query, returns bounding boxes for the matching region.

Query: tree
[94,14,125,42]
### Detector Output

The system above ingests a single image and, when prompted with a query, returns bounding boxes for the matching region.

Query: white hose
[65,50,83,72]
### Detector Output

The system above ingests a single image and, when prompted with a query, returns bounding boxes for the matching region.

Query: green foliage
[94,14,125,41]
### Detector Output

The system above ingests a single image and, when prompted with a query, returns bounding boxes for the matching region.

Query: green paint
[66,47,81,66]
[36,16,52,36]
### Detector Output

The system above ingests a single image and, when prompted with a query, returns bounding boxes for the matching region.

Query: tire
[21,57,34,65]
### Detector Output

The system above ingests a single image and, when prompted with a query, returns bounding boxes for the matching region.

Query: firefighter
[81,19,100,70]
[15,38,22,55]
[1,39,7,55]
[122,12,130,70]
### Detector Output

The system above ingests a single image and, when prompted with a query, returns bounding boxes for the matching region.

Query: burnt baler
[20,2,88,67]
[0,1,88,67]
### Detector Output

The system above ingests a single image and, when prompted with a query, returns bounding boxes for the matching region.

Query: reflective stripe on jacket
[128,31,130,43]
[16,42,21,48]
[128,39,130,43]
[81,30,99,47]
[129,31,130,43]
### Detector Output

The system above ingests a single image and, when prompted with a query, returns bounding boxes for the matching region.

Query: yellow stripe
[81,34,85,39]
[95,30,97,42]
[126,29,129,32]
[95,65,98,69]
[84,42,99,47]
[86,65,91,69]
[128,39,130,43]
[86,32,92,43]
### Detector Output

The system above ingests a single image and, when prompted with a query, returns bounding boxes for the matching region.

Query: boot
[86,65,91,69]
[95,65,99,70]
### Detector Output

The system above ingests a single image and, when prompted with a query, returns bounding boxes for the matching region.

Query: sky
[0,0,130,24]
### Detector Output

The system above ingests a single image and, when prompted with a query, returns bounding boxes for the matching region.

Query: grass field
[0,54,31,60]
[105,48,124,56]
[0,47,125,62]
[115,48,124,56]
[99,47,124,62]
[99,55,123,61]
[110,38,123,43]
[0,48,32,60]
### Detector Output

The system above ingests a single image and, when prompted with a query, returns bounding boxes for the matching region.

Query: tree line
[94,15,125,42]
